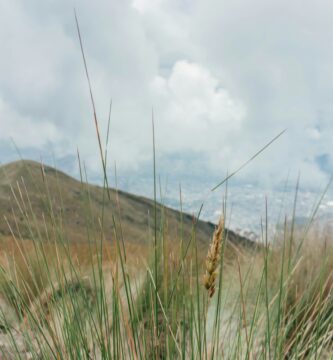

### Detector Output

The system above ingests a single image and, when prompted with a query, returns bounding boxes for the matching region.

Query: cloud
[0,97,61,148]
[306,127,321,140]
[186,0,333,187]
[0,0,159,167]
[0,0,332,192]
[132,0,163,14]
[150,60,245,155]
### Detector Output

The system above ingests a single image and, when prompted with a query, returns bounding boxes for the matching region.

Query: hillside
[2,161,331,359]
[0,160,255,251]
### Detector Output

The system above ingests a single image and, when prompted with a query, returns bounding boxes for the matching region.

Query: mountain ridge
[0,159,257,251]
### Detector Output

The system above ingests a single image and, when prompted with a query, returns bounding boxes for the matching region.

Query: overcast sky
[0,0,332,192]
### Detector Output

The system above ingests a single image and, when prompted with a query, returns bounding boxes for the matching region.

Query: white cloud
[0,0,332,191]
[0,2,75,106]
[306,127,321,140]
[132,0,163,14]
[0,97,61,148]
[150,60,245,156]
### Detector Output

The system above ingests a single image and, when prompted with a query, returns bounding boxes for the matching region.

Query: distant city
[113,175,333,242]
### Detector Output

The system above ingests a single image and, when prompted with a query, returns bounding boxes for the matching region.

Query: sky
[0,0,332,199]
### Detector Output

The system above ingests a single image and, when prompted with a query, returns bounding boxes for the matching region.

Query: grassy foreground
[0,158,332,359]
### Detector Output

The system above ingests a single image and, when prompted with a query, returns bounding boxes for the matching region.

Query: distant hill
[0,160,256,252]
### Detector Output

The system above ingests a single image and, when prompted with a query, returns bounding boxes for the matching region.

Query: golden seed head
[203,216,224,298]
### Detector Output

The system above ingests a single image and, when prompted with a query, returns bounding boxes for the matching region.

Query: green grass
[0,156,332,359]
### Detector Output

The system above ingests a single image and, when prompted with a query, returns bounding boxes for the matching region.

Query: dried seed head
[203,216,224,298]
